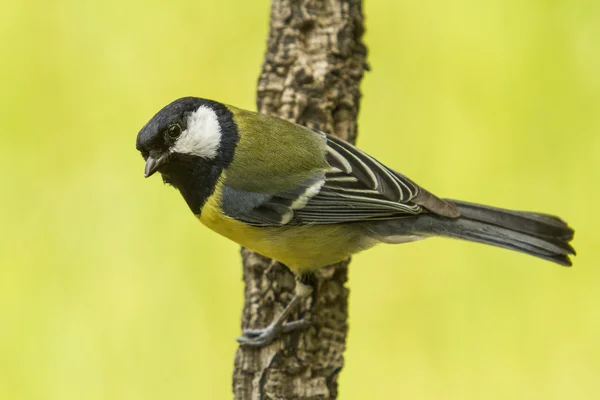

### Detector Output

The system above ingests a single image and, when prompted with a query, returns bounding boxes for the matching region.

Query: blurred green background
[1,0,598,399]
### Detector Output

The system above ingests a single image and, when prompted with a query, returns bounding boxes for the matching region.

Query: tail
[371,200,576,266]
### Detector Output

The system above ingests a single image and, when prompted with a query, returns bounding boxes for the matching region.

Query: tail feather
[449,200,574,241]
[437,213,574,266]
[370,199,576,266]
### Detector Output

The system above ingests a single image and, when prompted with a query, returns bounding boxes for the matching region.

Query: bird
[136,96,575,347]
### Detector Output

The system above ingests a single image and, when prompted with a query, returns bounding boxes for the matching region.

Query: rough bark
[232,1,367,399]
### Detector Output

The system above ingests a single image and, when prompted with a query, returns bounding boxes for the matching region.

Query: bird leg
[237,272,316,347]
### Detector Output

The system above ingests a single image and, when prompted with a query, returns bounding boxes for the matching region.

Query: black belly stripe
[160,154,223,214]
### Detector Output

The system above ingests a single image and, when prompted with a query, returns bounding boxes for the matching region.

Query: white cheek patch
[171,105,221,159]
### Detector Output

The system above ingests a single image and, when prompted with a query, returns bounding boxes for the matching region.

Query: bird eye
[167,124,182,139]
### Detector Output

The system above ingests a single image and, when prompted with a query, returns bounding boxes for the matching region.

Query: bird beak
[144,154,167,178]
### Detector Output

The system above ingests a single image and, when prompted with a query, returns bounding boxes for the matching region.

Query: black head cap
[136,97,205,155]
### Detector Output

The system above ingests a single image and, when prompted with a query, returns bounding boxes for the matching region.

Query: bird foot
[236,319,311,347]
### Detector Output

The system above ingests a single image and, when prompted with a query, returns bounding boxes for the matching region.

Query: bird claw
[237,319,311,347]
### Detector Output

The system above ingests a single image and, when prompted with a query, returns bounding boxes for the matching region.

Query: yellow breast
[198,186,374,273]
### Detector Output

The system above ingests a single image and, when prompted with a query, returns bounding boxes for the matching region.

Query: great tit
[136,97,575,347]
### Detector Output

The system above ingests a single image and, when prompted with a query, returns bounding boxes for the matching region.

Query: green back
[226,106,329,193]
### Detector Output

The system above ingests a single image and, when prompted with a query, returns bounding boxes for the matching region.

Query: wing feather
[221,129,452,226]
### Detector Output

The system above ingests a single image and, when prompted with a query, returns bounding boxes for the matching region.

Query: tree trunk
[232,1,367,399]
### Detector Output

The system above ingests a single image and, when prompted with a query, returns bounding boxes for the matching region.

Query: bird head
[136,97,238,212]
[136,97,228,177]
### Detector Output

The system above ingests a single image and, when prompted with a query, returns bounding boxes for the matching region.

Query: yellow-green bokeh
[1,0,598,399]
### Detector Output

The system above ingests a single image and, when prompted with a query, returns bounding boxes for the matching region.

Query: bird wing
[221,131,458,226]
